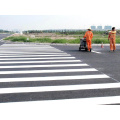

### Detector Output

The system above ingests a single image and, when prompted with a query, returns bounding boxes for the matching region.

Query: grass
[4,35,120,44]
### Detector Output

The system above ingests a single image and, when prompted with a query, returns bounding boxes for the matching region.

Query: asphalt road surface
[0,33,11,45]
[0,37,120,105]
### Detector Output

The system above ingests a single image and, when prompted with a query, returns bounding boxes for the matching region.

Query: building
[104,26,112,30]
[91,26,96,30]
[97,26,102,30]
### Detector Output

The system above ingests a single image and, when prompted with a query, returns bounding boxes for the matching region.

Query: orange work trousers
[86,40,92,51]
[110,38,116,51]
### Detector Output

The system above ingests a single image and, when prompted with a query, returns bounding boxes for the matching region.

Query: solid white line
[0,68,97,74]
[0,82,119,94]
[0,74,109,82]
[0,57,75,60]
[0,54,71,57]
[0,63,88,68]
[0,60,81,64]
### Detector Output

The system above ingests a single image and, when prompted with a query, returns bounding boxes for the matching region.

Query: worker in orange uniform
[83,28,93,52]
[108,27,116,52]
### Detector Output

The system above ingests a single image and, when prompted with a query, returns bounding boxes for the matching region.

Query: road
[0,33,11,45]
[0,37,120,119]
[53,44,120,83]
[0,40,120,104]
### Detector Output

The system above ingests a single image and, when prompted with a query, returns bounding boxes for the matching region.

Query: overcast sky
[0,0,120,30]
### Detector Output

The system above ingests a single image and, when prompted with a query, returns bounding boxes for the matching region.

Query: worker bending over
[108,27,116,52]
[83,28,93,52]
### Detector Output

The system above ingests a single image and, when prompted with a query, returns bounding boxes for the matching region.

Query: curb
[1,41,120,46]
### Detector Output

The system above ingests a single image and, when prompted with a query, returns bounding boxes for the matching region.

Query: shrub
[52,39,67,43]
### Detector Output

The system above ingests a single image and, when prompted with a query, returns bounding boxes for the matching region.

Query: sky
[0,0,120,30]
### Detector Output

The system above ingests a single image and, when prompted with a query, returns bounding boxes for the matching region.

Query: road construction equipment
[79,38,88,51]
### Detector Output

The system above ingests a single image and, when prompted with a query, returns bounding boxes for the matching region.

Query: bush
[92,39,109,44]
[4,35,120,44]
[33,38,52,43]
[68,39,80,44]
[52,39,67,43]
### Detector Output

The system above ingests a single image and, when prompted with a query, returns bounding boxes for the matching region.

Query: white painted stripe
[0,50,64,52]
[0,60,81,64]
[22,95,120,105]
[92,50,101,54]
[0,54,71,57]
[0,74,109,82]
[0,64,88,68]
[1,44,47,46]
[0,46,53,48]
[0,57,75,60]
[59,95,120,105]
[0,68,97,74]
[0,46,58,50]
[1,98,120,118]
[0,52,68,55]
[0,48,62,50]
[0,46,51,47]
[0,47,58,49]
[0,82,118,94]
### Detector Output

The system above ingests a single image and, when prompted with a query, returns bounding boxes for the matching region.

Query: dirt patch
[25,33,80,40]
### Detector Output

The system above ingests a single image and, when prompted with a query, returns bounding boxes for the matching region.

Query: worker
[108,27,116,52]
[83,27,93,52]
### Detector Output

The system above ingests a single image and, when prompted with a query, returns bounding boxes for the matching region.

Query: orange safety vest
[108,31,116,40]
[83,31,93,41]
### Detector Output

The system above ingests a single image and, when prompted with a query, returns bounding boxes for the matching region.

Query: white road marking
[0,47,57,49]
[0,82,119,94]
[0,57,75,60]
[0,74,109,82]
[0,44,116,106]
[0,54,71,57]
[0,98,119,120]
[0,52,68,55]
[0,60,81,64]
[0,50,64,53]
[0,63,89,68]
[21,95,120,105]
[0,68,97,74]
[92,50,101,54]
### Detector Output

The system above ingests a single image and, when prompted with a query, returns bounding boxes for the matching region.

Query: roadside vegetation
[4,30,120,44]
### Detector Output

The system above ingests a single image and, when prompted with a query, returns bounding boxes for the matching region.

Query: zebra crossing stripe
[0,54,71,57]
[0,82,118,94]
[0,60,81,64]
[0,50,64,53]
[0,63,88,68]
[0,52,68,55]
[31,95,120,105]
[0,49,63,51]
[0,74,109,82]
[0,57,75,60]
[0,68,97,74]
